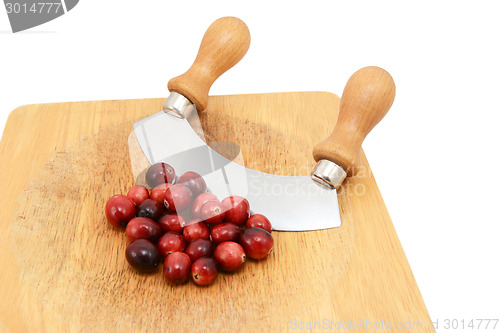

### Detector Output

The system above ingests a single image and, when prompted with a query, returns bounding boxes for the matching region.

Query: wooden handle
[313,66,396,175]
[167,17,251,111]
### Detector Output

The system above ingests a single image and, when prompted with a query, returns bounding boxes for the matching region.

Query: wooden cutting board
[0,92,434,332]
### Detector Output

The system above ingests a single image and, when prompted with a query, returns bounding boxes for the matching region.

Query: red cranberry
[221,196,250,225]
[177,171,207,197]
[240,227,274,260]
[200,200,225,224]
[163,252,191,284]
[191,192,218,218]
[146,162,175,188]
[185,239,213,262]
[150,183,171,204]
[136,199,163,221]
[210,222,242,245]
[158,213,185,233]
[246,214,272,233]
[164,184,193,212]
[105,194,136,228]
[125,239,162,272]
[191,258,218,286]
[127,185,149,206]
[214,241,246,272]
[157,232,186,258]
[183,220,210,243]
[125,217,163,243]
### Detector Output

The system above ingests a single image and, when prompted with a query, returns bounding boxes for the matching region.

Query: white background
[1,0,499,331]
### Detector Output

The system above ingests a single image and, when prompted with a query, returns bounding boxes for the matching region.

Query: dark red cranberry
[210,222,242,245]
[125,239,162,272]
[182,220,210,243]
[157,232,186,258]
[125,217,163,243]
[163,252,191,284]
[136,199,163,221]
[158,213,185,233]
[191,192,218,218]
[146,162,175,188]
[200,200,225,224]
[214,241,246,272]
[184,239,213,262]
[164,184,193,212]
[150,183,171,204]
[127,185,149,206]
[221,196,250,225]
[246,214,272,233]
[191,258,218,286]
[177,171,207,197]
[105,194,136,228]
[240,227,274,260]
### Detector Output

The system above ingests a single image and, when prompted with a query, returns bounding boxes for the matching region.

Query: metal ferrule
[311,159,347,189]
[163,92,196,119]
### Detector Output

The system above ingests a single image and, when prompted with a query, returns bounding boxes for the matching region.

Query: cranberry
[200,200,225,224]
[164,184,193,212]
[127,185,149,206]
[210,222,242,245]
[146,162,175,188]
[191,258,218,286]
[163,252,191,284]
[136,199,163,221]
[105,194,136,228]
[240,227,274,260]
[150,183,171,204]
[158,213,185,233]
[182,220,210,243]
[214,241,246,272]
[125,239,162,272]
[125,217,163,243]
[221,196,250,225]
[246,214,272,233]
[191,192,218,218]
[157,232,186,258]
[177,171,207,197]
[185,239,213,262]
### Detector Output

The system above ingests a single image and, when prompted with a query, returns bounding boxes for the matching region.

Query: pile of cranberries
[105,162,274,286]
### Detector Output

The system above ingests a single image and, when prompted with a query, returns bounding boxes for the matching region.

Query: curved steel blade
[133,112,341,231]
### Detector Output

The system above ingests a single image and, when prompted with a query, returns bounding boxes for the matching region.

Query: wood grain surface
[0,92,434,332]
